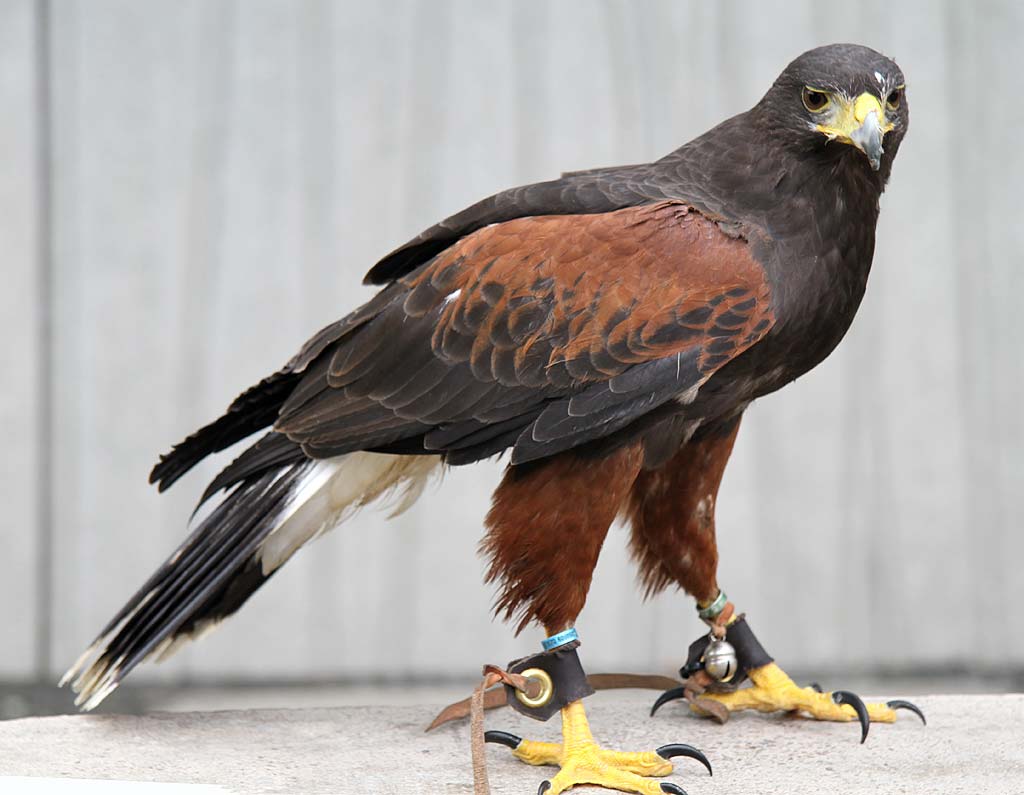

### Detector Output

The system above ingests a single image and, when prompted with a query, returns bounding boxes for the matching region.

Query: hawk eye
[801,88,830,112]
[886,88,903,110]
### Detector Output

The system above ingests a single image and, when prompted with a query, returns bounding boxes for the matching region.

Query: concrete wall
[2,0,1022,687]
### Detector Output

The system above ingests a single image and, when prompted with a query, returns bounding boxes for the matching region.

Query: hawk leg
[627,417,924,741]
[480,446,713,791]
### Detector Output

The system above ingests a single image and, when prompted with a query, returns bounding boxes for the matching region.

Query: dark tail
[65,301,412,708]
[61,460,312,709]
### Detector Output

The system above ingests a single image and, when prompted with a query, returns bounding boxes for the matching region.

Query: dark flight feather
[68,463,310,705]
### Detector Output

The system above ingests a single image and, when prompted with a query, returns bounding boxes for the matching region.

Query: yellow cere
[816,91,894,143]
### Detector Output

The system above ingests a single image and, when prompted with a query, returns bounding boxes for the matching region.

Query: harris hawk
[63,43,925,795]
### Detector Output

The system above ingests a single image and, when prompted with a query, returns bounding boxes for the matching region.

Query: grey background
[2,0,1022,716]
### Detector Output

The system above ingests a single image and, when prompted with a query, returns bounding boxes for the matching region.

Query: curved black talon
[832,690,870,743]
[655,744,713,777]
[807,682,823,693]
[538,781,552,795]
[650,686,688,717]
[887,699,927,726]
[661,783,688,795]
[484,730,522,749]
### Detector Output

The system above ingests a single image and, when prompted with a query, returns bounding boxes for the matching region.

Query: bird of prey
[64,43,923,795]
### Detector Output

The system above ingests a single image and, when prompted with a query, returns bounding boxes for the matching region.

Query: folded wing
[276,201,775,466]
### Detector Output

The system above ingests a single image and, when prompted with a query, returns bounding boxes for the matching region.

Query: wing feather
[275,201,774,464]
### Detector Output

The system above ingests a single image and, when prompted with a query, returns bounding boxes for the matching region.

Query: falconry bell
[703,636,738,682]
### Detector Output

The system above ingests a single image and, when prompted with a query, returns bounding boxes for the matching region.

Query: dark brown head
[756,43,909,184]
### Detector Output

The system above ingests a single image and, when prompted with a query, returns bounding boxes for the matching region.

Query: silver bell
[702,637,738,682]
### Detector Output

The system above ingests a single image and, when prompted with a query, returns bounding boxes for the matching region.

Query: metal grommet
[515,668,554,709]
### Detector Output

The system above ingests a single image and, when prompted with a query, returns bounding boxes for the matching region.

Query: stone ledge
[1,694,1021,794]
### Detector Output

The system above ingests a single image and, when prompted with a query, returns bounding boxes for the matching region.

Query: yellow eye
[886,87,903,110]
[801,87,831,112]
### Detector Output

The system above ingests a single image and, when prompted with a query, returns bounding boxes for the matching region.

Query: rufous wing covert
[274,201,774,468]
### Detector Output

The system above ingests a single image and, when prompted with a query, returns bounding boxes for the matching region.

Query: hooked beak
[816,92,893,171]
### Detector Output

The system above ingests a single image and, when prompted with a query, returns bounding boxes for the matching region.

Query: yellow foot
[487,701,711,794]
[687,663,926,742]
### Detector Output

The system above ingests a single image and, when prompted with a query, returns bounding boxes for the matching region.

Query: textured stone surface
[1,694,1021,794]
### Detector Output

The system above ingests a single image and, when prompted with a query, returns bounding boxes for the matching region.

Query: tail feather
[68,298,441,709]
[62,452,441,710]
[198,431,306,507]
[63,463,310,709]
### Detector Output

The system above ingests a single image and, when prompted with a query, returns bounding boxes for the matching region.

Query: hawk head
[760,43,909,178]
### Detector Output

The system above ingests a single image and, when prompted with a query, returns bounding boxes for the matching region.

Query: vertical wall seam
[33,0,54,681]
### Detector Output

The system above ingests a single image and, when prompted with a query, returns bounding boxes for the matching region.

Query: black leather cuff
[680,615,773,684]
[504,641,594,722]
[726,615,773,671]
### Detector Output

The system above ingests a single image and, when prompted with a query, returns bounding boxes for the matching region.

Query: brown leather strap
[428,685,505,732]
[587,672,682,691]
[427,671,684,732]
[469,665,535,795]
[469,676,491,795]
[701,600,736,639]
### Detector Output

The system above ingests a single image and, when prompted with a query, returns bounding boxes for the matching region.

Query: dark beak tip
[849,111,885,172]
